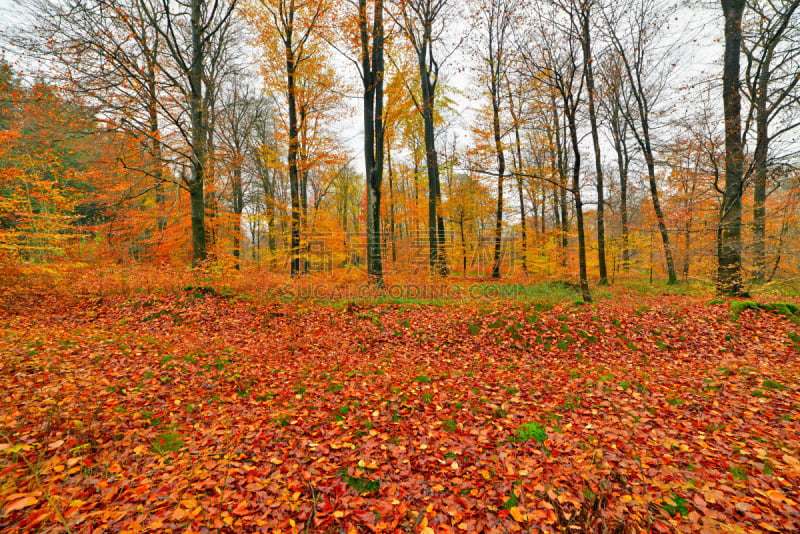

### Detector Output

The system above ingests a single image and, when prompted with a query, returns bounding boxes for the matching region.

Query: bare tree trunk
[566,103,591,302]
[360,0,385,285]
[579,3,607,285]
[508,91,527,274]
[491,80,505,279]
[387,144,397,263]
[718,0,747,296]
[188,0,207,265]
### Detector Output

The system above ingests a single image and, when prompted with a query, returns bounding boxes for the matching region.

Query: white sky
[0,0,763,204]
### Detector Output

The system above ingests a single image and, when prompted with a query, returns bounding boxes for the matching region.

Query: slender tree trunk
[566,105,591,302]
[552,101,569,265]
[360,0,384,285]
[460,217,467,276]
[718,0,746,296]
[387,144,397,263]
[580,7,607,284]
[642,145,677,284]
[751,50,771,281]
[611,100,630,271]
[232,162,243,269]
[490,75,505,279]
[418,45,447,275]
[286,51,301,276]
[509,93,527,274]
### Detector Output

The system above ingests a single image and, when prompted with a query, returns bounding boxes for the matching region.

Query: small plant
[273,416,291,426]
[502,492,520,510]
[151,430,184,455]
[413,375,432,384]
[662,494,690,517]
[729,465,748,481]
[761,379,786,391]
[421,393,433,403]
[468,323,480,335]
[340,470,380,495]
[512,422,547,444]
[788,332,800,349]
[443,418,457,432]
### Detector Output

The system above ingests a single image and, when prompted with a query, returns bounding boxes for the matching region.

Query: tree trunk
[418,44,447,275]
[611,98,630,271]
[387,144,397,263]
[553,104,569,264]
[286,53,301,276]
[360,0,384,285]
[643,146,677,284]
[566,104,591,303]
[188,0,206,265]
[508,92,527,274]
[490,74,505,279]
[232,163,243,269]
[718,0,747,296]
[580,7,607,285]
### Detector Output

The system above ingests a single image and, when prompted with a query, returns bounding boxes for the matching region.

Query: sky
[0,0,744,190]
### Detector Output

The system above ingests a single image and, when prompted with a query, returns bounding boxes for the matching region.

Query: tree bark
[580,3,608,284]
[360,0,385,285]
[188,0,207,265]
[718,0,747,296]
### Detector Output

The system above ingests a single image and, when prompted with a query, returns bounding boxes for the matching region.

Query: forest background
[0,0,799,300]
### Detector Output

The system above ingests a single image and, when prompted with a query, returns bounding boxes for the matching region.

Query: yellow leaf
[509,506,526,522]
[421,528,435,534]
[621,494,633,503]
[333,510,345,518]
[480,469,491,480]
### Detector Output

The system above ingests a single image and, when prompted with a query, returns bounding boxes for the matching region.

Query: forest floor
[1,271,800,533]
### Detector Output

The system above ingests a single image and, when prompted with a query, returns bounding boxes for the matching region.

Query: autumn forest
[1,0,800,532]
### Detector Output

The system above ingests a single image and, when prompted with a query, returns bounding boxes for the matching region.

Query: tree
[603,0,679,284]
[718,0,748,295]
[575,0,608,284]
[518,4,591,301]
[474,0,518,279]
[217,80,270,266]
[742,0,800,281]
[249,0,329,275]
[598,54,633,271]
[392,0,458,275]
[355,0,386,284]
[21,0,240,264]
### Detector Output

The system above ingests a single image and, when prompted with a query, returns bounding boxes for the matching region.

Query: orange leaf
[4,495,38,513]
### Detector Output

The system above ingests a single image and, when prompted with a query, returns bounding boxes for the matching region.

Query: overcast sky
[0,0,742,195]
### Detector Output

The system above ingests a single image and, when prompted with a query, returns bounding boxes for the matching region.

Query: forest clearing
[1,270,799,533]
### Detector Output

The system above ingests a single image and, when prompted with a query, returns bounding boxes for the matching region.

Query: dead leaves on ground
[1,290,799,532]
